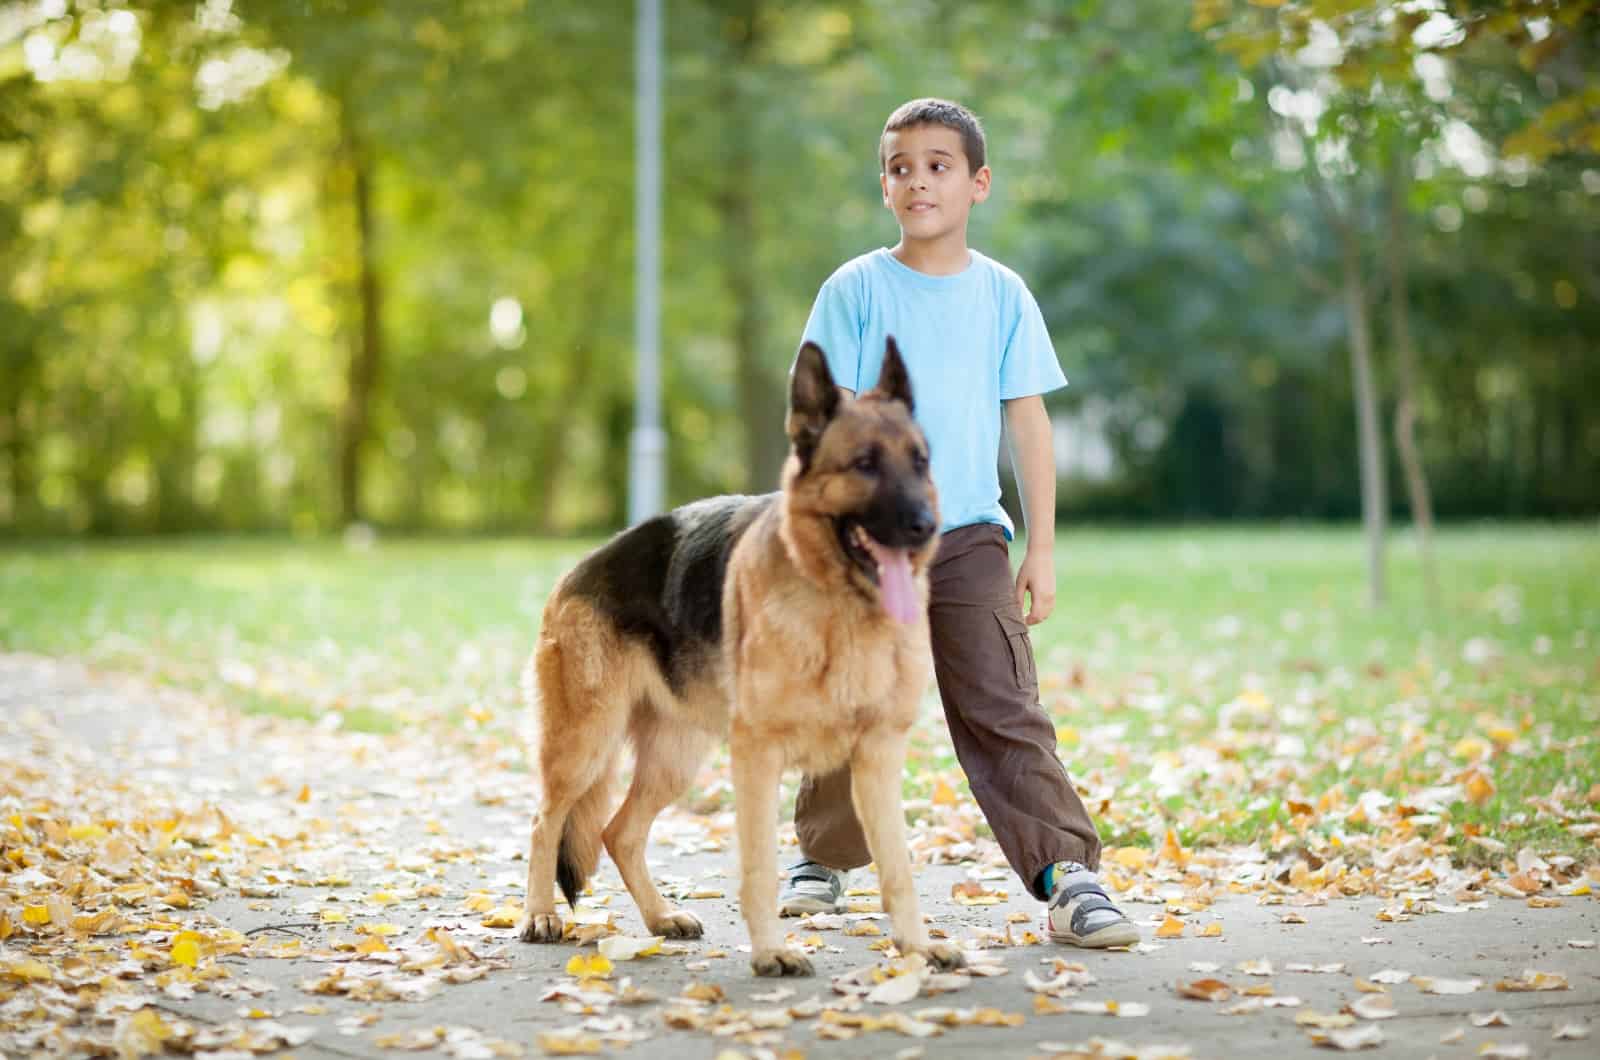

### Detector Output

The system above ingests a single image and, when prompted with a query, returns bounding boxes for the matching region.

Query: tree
[1197,0,1599,603]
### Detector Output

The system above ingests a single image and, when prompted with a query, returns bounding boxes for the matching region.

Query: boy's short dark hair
[879,98,986,174]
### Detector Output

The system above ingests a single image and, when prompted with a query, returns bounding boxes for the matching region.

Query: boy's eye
[932,162,947,172]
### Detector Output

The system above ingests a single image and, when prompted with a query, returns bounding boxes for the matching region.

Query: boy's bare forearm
[1004,396,1057,552]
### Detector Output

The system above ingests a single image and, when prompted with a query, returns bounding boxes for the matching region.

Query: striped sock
[1040,859,1090,897]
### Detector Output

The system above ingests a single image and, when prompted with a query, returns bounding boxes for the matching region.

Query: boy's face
[879,123,991,243]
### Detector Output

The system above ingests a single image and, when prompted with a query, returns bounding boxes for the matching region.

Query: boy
[781,98,1138,948]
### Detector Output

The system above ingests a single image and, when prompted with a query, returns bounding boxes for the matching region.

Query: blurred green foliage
[1,0,1596,535]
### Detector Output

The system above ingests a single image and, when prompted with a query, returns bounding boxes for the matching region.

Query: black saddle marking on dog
[566,494,775,693]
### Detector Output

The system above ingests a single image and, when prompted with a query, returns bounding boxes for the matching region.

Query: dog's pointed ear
[873,335,915,415]
[788,342,840,470]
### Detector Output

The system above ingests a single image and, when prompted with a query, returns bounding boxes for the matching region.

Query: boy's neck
[889,234,972,276]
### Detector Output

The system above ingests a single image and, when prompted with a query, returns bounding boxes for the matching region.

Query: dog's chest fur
[724,512,931,775]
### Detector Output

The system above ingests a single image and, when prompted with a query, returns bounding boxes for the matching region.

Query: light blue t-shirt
[798,247,1067,537]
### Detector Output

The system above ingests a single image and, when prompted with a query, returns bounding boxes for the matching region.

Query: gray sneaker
[1044,861,1140,948]
[778,859,847,916]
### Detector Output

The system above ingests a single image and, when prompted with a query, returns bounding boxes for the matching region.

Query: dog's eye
[911,450,929,474]
[852,451,879,474]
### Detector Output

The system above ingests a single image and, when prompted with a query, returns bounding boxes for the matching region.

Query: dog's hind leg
[850,729,964,970]
[603,711,715,939]
[518,631,625,944]
[519,780,583,943]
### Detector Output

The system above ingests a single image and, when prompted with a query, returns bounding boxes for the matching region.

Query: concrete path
[2,653,1596,1059]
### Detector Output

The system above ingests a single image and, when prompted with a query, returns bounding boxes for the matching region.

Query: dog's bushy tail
[555,772,615,908]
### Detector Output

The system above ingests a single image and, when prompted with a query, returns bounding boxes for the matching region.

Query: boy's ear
[870,335,915,415]
[788,342,840,469]
[972,164,992,204]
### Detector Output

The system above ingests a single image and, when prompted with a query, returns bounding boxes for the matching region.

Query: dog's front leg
[731,728,812,977]
[851,729,964,970]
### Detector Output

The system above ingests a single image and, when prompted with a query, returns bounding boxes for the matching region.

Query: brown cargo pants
[793,522,1102,901]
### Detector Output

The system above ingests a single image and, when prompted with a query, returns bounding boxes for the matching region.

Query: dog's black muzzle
[835,494,936,583]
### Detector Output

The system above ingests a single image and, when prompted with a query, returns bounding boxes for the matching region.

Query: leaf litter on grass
[4,530,1599,1057]
[4,653,1598,1058]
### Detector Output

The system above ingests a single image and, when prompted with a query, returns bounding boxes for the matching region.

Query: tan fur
[519,344,961,976]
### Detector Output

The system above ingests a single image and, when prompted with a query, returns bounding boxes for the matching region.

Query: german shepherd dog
[517,338,963,976]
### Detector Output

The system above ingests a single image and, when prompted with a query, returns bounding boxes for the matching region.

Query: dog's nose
[903,505,935,541]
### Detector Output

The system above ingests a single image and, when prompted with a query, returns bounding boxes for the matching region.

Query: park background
[2,0,1596,545]
[1,8,1598,1056]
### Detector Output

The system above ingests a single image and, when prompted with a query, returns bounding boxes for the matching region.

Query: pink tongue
[864,537,920,624]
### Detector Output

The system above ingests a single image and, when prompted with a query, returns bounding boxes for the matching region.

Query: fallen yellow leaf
[537,1031,603,1055]
[1155,914,1186,938]
[1108,847,1151,871]
[950,881,1006,906]
[481,905,523,928]
[1177,978,1231,1001]
[120,1009,172,1055]
[1159,828,1190,867]
[170,935,201,967]
[1465,770,1496,805]
[5,959,53,981]
[355,922,402,936]
[1494,970,1568,992]
[564,953,613,980]
[1485,723,1517,747]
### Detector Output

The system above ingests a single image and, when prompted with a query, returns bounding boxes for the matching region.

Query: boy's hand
[1014,544,1056,625]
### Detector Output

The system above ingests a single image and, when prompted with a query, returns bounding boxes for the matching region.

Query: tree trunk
[2,342,35,528]
[719,3,789,493]
[1339,234,1387,607]
[1301,125,1387,608]
[338,120,383,528]
[154,308,199,532]
[1385,147,1437,609]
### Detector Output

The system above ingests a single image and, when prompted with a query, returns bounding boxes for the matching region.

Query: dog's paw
[517,912,564,943]
[648,910,704,940]
[751,947,814,977]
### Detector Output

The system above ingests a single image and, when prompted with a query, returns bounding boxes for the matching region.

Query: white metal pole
[628,0,665,524]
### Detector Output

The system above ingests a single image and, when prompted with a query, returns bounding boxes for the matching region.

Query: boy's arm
[1003,394,1057,625]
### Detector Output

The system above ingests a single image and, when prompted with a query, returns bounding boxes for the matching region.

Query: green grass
[2,526,1596,860]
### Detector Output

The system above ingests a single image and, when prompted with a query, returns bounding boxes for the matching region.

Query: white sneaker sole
[1047,918,1141,949]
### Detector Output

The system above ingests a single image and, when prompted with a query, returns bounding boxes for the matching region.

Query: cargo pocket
[994,609,1038,694]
